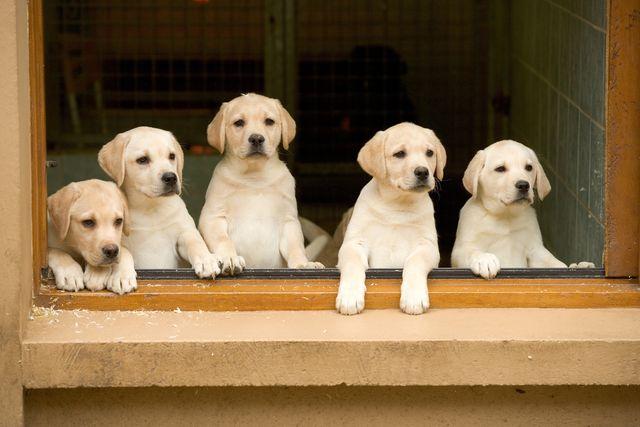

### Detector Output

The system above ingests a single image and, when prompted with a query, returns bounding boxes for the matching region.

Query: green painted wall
[509,0,606,265]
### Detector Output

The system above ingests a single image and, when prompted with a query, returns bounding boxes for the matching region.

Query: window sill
[35,268,639,311]
[22,308,640,388]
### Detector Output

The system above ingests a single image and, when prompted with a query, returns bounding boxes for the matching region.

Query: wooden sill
[35,268,640,311]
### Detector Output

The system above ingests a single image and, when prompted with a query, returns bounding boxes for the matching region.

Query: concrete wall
[0,0,32,424]
[25,386,640,426]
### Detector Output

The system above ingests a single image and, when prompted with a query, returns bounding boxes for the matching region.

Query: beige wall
[0,0,33,424]
[25,386,640,426]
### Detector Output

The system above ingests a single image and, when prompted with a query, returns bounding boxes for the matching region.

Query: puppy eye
[494,166,507,173]
[525,164,533,171]
[265,118,275,126]
[136,156,149,165]
[233,119,245,128]
[114,218,123,227]
[426,149,434,157]
[82,219,96,228]
[393,151,406,159]
[169,153,176,161]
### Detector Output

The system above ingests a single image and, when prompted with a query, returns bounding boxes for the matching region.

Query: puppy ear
[357,131,387,179]
[207,102,227,154]
[276,100,296,150]
[426,129,447,180]
[47,183,80,241]
[462,150,485,198]
[99,131,132,186]
[531,150,551,200]
[170,133,185,194]
[116,186,131,236]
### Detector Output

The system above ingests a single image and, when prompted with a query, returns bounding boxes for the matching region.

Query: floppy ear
[426,129,447,180]
[462,150,486,198]
[99,131,132,186]
[531,149,551,200]
[357,131,387,179]
[47,183,80,241]
[116,186,131,236]
[170,133,185,194]
[276,100,296,150]
[207,102,227,154]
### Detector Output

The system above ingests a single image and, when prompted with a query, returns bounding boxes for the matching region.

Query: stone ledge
[22,308,640,388]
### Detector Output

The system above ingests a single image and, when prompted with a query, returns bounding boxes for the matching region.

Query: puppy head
[48,179,129,267]
[358,122,446,193]
[99,126,184,198]
[463,140,551,210]
[207,93,296,160]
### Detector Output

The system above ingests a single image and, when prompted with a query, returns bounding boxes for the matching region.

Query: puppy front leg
[527,246,568,268]
[336,241,368,315]
[106,247,137,294]
[48,248,85,292]
[280,218,324,269]
[400,244,439,315]
[178,229,222,278]
[199,217,245,275]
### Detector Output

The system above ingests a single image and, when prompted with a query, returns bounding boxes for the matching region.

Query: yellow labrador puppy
[451,140,595,278]
[47,179,137,294]
[336,122,446,315]
[99,126,220,278]
[199,93,324,272]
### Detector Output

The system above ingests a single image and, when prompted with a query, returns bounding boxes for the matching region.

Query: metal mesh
[44,0,265,149]
[44,0,490,261]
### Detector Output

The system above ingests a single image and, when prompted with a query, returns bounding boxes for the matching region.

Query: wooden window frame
[29,0,640,311]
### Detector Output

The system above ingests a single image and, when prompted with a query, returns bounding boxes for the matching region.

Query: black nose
[515,180,530,192]
[162,172,177,186]
[414,167,430,181]
[249,134,265,147]
[102,244,119,259]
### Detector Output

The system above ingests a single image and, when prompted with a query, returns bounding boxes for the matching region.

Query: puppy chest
[124,231,182,269]
[479,231,529,267]
[366,224,424,268]
[222,190,292,267]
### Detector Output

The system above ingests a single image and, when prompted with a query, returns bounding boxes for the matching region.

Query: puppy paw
[106,265,137,295]
[293,261,325,269]
[192,253,222,279]
[218,253,245,275]
[569,261,596,269]
[400,285,430,315]
[83,265,112,292]
[470,253,501,279]
[52,262,85,292]
[336,284,365,315]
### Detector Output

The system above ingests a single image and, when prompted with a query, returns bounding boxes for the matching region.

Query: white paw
[470,253,501,279]
[336,283,365,315]
[217,252,245,275]
[293,261,325,269]
[52,262,85,292]
[400,284,430,315]
[83,265,112,292]
[106,265,137,295]
[569,261,596,268]
[192,253,222,278]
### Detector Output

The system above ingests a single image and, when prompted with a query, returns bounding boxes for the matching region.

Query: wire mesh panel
[294,0,489,260]
[295,0,489,173]
[44,0,265,149]
[43,0,491,263]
